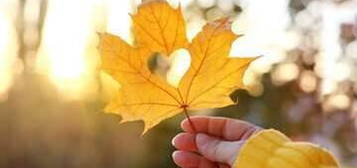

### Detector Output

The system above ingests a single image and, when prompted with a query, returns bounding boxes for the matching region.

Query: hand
[172,116,261,168]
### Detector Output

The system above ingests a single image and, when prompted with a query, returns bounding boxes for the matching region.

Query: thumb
[196,133,244,166]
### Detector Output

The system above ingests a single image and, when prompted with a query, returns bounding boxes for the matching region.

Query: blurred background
[0,0,356,167]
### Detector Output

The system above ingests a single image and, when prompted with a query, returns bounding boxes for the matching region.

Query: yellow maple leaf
[98,1,256,133]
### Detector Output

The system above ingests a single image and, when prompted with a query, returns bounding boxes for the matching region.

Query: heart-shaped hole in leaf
[148,49,191,87]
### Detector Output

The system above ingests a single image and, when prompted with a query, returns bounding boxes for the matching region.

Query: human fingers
[195,133,244,166]
[172,151,217,168]
[172,132,198,152]
[181,116,261,141]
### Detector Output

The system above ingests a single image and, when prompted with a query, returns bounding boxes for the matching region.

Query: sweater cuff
[233,129,339,168]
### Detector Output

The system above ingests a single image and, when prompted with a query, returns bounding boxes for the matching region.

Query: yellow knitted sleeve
[233,129,339,168]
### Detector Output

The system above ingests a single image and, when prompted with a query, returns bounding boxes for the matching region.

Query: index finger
[181,116,261,141]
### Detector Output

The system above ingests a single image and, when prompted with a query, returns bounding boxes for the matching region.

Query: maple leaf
[98,1,256,133]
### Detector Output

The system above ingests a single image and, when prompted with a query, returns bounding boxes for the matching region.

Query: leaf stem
[183,108,196,133]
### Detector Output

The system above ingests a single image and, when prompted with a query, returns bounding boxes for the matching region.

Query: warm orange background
[0,0,356,167]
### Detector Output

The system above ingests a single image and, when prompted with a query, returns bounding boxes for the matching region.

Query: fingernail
[171,135,177,146]
[172,151,179,158]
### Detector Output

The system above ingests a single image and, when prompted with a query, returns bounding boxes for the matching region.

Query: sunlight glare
[106,0,136,44]
[231,0,296,61]
[0,11,19,101]
[36,0,105,99]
